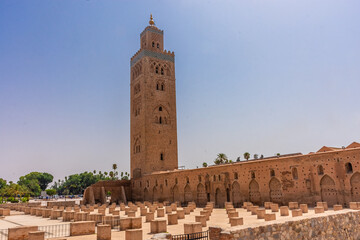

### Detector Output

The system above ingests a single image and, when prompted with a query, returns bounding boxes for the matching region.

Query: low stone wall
[209,211,360,240]
[8,226,38,240]
[70,221,95,236]
[47,201,75,208]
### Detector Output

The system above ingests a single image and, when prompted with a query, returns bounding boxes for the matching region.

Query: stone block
[270,204,279,212]
[165,206,172,214]
[112,210,120,216]
[333,205,343,211]
[265,213,276,221]
[140,208,147,216]
[289,202,299,210]
[146,212,155,222]
[250,206,259,215]
[184,207,190,215]
[170,203,177,211]
[119,218,131,231]
[130,217,142,229]
[317,202,328,211]
[157,208,165,217]
[230,217,243,227]
[28,231,44,240]
[264,202,272,209]
[227,211,238,220]
[350,202,358,210]
[70,221,95,236]
[184,222,202,234]
[125,229,142,240]
[167,213,178,225]
[300,204,308,213]
[314,207,324,214]
[97,224,111,240]
[176,209,185,219]
[291,209,302,217]
[256,209,266,219]
[8,226,38,240]
[127,211,136,217]
[62,211,74,222]
[0,208,10,216]
[280,206,289,216]
[195,215,206,227]
[150,220,167,234]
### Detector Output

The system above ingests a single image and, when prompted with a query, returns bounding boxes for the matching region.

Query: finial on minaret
[149,14,155,26]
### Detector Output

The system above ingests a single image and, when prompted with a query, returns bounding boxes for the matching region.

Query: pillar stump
[97,224,111,240]
[280,206,289,216]
[230,217,243,227]
[167,213,178,225]
[125,229,142,240]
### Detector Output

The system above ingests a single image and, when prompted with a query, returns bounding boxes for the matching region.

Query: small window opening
[159,106,162,111]
[161,84,164,91]
[270,169,275,177]
[345,162,353,174]
[251,172,255,179]
[157,43,159,48]
[175,178,178,184]
[156,84,159,90]
[213,175,216,181]
[161,68,164,75]
[165,180,168,186]
[152,42,155,47]
[160,153,164,160]
[292,168,298,180]
[198,175,202,182]
[155,66,159,74]
[317,165,324,175]
[234,173,238,180]
[186,177,189,184]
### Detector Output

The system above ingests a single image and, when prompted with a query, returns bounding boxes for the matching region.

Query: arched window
[159,106,162,111]
[317,165,324,175]
[218,175,221,181]
[165,179,168,186]
[155,66,159,74]
[152,42,155,47]
[156,84,159,90]
[251,171,255,179]
[292,168,298,180]
[160,153,164,160]
[159,117,162,124]
[234,173,238,180]
[161,84,164,91]
[161,68,164,75]
[213,175,216,181]
[157,43,160,48]
[270,169,275,177]
[198,175,202,182]
[345,162,353,174]
[147,180,150,187]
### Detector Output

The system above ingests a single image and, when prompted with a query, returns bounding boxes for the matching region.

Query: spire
[149,14,155,26]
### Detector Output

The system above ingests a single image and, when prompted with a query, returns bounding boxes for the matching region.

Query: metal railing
[172,230,209,240]
[38,224,70,239]
[0,229,8,240]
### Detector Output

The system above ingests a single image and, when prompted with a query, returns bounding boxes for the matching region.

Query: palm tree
[244,152,250,161]
[214,153,228,165]
[93,170,96,174]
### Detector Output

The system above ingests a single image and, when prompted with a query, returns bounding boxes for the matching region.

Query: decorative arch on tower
[153,105,170,125]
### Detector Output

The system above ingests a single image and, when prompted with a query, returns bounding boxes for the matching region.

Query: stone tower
[130,15,178,179]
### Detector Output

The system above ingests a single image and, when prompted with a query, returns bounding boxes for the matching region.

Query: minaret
[130,15,178,179]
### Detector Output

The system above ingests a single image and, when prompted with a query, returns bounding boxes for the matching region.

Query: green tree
[0,178,7,189]
[37,173,54,191]
[46,189,56,196]
[244,152,250,161]
[202,162,208,167]
[214,153,228,165]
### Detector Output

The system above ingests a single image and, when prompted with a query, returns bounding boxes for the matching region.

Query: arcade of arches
[129,145,360,208]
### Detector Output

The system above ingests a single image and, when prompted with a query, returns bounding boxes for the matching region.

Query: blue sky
[1,0,359,182]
